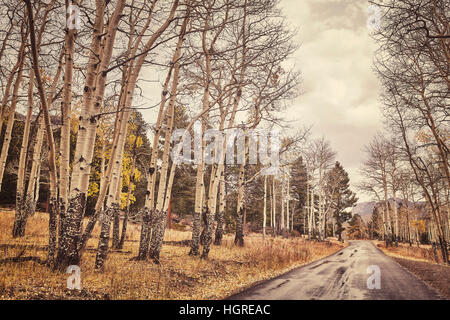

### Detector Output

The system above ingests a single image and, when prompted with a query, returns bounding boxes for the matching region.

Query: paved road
[229,240,443,300]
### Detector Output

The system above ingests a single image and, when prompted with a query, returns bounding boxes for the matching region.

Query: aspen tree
[91,9,170,261]
[106,0,181,261]
[262,174,267,238]
[149,7,190,262]
[59,0,78,229]
[118,129,140,250]
[59,0,180,268]
[24,0,60,264]
[234,132,248,246]
[286,173,290,236]
[56,0,110,269]
[24,117,45,219]
[0,29,24,143]
[0,31,26,191]
[281,173,285,237]
[189,2,214,256]
[13,0,62,237]
[214,175,226,244]
[13,72,34,238]
[273,176,277,235]
[14,46,64,238]
[0,14,15,133]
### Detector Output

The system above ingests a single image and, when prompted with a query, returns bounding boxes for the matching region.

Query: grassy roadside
[373,240,450,300]
[0,210,345,300]
[372,240,445,264]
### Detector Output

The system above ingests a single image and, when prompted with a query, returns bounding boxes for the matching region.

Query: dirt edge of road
[225,242,348,300]
[392,257,450,300]
[371,241,450,300]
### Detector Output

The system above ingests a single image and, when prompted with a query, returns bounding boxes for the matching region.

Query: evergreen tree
[348,214,367,239]
[328,161,358,241]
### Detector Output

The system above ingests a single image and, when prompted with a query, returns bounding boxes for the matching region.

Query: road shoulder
[392,257,450,300]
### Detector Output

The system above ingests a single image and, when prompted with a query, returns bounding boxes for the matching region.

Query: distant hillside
[352,201,376,222]
[352,199,427,222]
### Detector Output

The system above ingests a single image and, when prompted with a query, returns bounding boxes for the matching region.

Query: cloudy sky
[279,0,383,201]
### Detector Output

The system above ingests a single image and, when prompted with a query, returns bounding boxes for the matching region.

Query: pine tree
[327,161,358,241]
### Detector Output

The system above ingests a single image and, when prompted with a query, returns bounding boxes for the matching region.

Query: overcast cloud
[279,0,383,201]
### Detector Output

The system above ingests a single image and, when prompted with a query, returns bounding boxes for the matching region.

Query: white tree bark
[0,40,25,191]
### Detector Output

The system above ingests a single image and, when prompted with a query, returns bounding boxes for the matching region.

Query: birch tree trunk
[59,0,78,240]
[79,63,129,253]
[281,174,285,237]
[24,117,45,221]
[118,146,137,250]
[128,0,180,260]
[273,176,277,236]
[382,170,393,246]
[25,0,60,265]
[234,134,249,247]
[148,7,188,263]
[286,174,290,237]
[305,181,309,236]
[0,21,26,145]
[262,174,267,239]
[95,164,123,271]
[309,186,314,240]
[189,9,211,256]
[20,10,64,235]
[57,0,128,269]
[56,0,109,269]
[392,188,399,246]
[13,74,34,238]
[111,193,121,249]
[137,68,172,259]
[0,40,25,191]
[214,176,226,245]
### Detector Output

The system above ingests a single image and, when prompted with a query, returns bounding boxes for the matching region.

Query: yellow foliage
[411,219,426,233]
[120,191,136,209]
[88,182,99,197]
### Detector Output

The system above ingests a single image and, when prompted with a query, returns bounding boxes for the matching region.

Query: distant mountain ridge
[351,199,426,222]
[351,201,376,222]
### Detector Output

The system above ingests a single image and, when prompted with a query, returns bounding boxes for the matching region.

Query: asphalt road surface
[229,240,443,300]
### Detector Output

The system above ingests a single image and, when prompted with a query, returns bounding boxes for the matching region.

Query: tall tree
[327,161,357,242]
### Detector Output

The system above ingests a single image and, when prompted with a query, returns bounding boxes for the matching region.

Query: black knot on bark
[162,90,168,96]
[146,190,150,196]
[84,86,89,93]
[79,156,85,163]
[149,167,155,175]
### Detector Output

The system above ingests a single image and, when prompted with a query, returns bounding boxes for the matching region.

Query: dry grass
[372,240,446,265]
[0,209,344,300]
